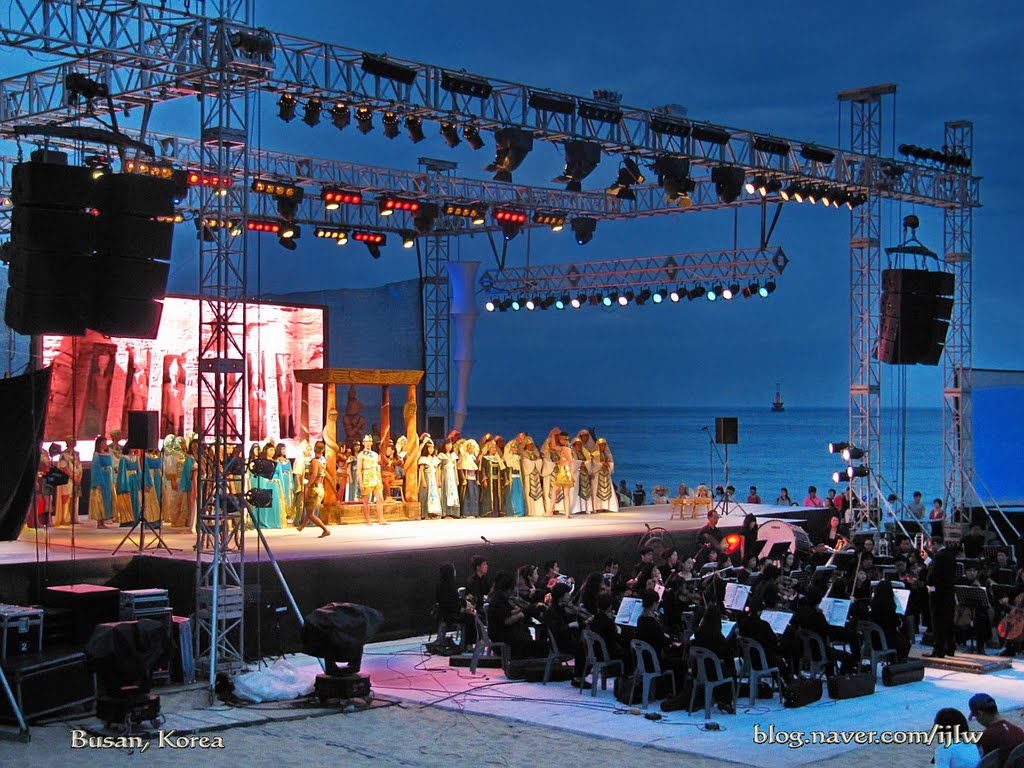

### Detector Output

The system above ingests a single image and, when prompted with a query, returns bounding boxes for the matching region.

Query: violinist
[543,582,587,687]
[696,509,725,566]
[997,581,1024,657]
[589,592,624,662]
[487,571,540,659]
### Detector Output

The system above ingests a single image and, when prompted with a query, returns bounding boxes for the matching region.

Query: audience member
[969,694,1024,768]
[747,485,762,504]
[932,708,981,768]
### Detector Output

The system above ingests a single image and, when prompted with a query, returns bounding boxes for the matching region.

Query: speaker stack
[876,269,955,366]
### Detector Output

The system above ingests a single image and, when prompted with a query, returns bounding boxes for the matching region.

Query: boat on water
[771,384,785,412]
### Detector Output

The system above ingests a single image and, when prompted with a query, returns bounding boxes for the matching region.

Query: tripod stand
[716,443,747,518]
[113,450,174,556]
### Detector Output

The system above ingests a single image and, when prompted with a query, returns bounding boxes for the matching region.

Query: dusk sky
[9,0,1023,408]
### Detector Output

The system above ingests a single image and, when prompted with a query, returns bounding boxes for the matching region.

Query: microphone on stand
[480,536,493,545]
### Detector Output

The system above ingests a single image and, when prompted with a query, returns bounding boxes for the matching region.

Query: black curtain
[0,367,51,540]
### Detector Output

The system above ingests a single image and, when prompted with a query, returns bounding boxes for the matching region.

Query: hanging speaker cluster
[4,155,175,338]
[876,268,954,366]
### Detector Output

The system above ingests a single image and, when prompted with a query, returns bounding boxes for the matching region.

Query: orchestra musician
[696,509,725,566]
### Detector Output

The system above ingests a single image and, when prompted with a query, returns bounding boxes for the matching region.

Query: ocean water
[462,406,945,504]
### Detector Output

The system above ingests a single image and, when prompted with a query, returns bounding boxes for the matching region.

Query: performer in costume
[358,435,388,525]
[54,437,83,526]
[438,439,461,518]
[161,435,187,527]
[142,448,163,524]
[273,443,295,524]
[459,439,481,517]
[293,440,312,515]
[549,431,575,517]
[479,440,506,517]
[380,442,400,500]
[247,444,271,529]
[540,428,560,516]
[592,438,618,512]
[262,442,284,529]
[519,437,546,517]
[296,440,330,537]
[571,438,592,515]
[503,438,526,517]
[88,436,115,528]
[115,448,142,524]
[418,438,442,519]
[180,439,198,531]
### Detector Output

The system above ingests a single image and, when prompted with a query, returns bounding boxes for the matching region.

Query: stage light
[252,178,303,199]
[277,93,297,122]
[315,226,349,244]
[194,218,215,242]
[619,290,635,306]
[330,102,350,130]
[571,293,586,309]
[246,218,282,234]
[379,196,422,216]
[820,188,832,207]
[848,192,867,208]
[742,281,760,299]
[764,178,782,196]
[246,489,273,508]
[553,140,601,192]
[806,186,819,205]
[554,295,568,310]
[279,222,299,239]
[723,533,743,555]
[652,288,667,304]
[463,125,485,150]
[607,157,645,200]
[444,202,487,223]
[780,184,796,202]
[687,286,704,301]
[229,29,275,62]
[847,465,870,479]
[525,297,537,311]
[361,53,418,85]
[707,284,722,301]
[382,111,401,139]
[85,155,111,180]
[440,71,493,98]
[602,294,613,307]
[187,170,233,192]
[571,217,597,245]
[485,300,496,312]
[278,232,298,250]
[321,187,362,209]
[533,211,566,231]
[712,165,745,203]
[440,121,461,147]
[649,114,691,137]
[302,98,322,127]
[125,161,175,180]
[762,280,776,296]
[753,136,791,157]
[800,144,835,164]
[65,72,108,102]
[540,297,556,310]
[510,299,521,311]
[405,116,426,143]
[841,446,865,462]
[636,289,652,305]
[653,156,693,205]
[485,127,534,182]
[528,90,576,115]
[744,175,763,196]
[401,231,416,249]
[832,190,848,209]
[413,203,439,235]
[828,441,850,454]
[494,209,528,223]
[669,289,682,302]
[353,231,386,245]
[497,298,512,312]
[578,100,622,124]
[277,197,300,221]
[723,282,740,300]
[356,107,374,134]
[831,471,847,485]
[691,124,731,145]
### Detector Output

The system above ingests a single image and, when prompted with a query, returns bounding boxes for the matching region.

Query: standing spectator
[968,693,1024,767]
[632,482,646,507]
[931,498,947,539]
[747,485,762,504]
[803,486,825,508]
[776,487,797,506]
[907,491,927,523]
[825,488,839,511]
[617,480,632,507]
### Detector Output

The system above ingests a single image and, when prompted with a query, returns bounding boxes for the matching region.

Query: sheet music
[723,582,751,612]
[653,583,665,601]
[721,620,737,638]
[762,610,793,635]
[614,597,644,627]
[819,597,852,627]
[892,588,909,616]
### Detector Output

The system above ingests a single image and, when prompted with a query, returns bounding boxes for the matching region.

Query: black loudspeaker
[877,268,955,366]
[0,651,95,722]
[715,417,738,445]
[126,410,159,452]
[882,660,925,686]
[827,672,875,700]
[783,677,823,707]
[427,416,446,441]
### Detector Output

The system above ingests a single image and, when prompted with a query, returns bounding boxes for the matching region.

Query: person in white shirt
[932,707,980,768]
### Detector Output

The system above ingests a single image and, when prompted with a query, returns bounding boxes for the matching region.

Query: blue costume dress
[142,452,163,524]
[116,453,142,523]
[87,453,115,522]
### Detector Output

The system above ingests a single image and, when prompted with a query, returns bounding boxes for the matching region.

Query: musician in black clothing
[544,582,587,686]
[961,523,986,559]
[786,590,850,674]
[486,571,539,659]
[925,541,959,658]
[467,555,491,611]
[869,580,910,662]
[738,586,793,683]
[589,592,625,662]
[634,589,687,679]
[956,563,994,652]
[697,509,725,566]
[692,605,737,714]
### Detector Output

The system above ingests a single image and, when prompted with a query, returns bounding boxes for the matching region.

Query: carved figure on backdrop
[571,438,592,515]
[124,348,151,419]
[161,355,187,438]
[82,348,116,438]
[358,435,388,525]
[519,437,546,517]
[342,385,367,444]
[54,437,83,526]
[592,438,618,513]
[87,436,115,528]
[438,439,461,517]
[247,354,266,440]
[323,389,339,505]
[503,438,526,517]
[548,431,575,517]
[275,353,297,439]
[402,392,421,504]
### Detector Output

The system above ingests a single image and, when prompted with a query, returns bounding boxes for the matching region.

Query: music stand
[765,541,791,563]
[954,585,990,653]
[745,539,767,560]
[112,450,174,556]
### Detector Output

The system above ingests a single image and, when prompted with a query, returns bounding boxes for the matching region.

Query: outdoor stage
[1,505,758,645]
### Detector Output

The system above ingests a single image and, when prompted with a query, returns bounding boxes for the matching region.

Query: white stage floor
[253,638,1024,767]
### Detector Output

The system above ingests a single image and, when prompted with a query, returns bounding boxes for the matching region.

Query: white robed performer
[519,437,546,517]
[591,438,618,512]
[571,437,592,515]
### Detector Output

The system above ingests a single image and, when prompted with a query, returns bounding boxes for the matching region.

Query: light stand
[112,449,174,556]
[717,443,747,518]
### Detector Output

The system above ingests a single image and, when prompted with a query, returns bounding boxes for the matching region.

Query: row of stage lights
[827,441,870,484]
[484,280,777,312]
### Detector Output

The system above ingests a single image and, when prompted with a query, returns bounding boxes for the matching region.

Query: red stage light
[246,218,282,234]
[494,209,527,223]
[723,533,743,555]
[352,231,386,245]
[186,170,233,189]
[321,188,363,209]
[379,196,420,215]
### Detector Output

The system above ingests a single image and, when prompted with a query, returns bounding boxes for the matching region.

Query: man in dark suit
[925,540,958,658]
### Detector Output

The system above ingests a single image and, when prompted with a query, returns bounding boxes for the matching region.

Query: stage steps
[915,651,1014,675]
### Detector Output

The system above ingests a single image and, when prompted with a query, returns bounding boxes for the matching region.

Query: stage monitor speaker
[715,417,738,445]
[126,411,159,452]
[427,416,445,441]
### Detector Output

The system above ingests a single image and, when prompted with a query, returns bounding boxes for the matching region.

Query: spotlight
[602,294,613,307]
[277,93,297,122]
[444,202,486,223]
[761,280,776,296]
[636,289,652,305]
[330,102,350,130]
[321,187,362,210]
[848,193,868,208]
[744,175,763,196]
[251,179,303,199]
[356,107,373,134]
[540,297,556,310]
[440,71,493,99]
[462,125,485,150]
[85,154,111,180]
[229,29,275,62]
[64,72,108,102]
[800,145,835,164]
[711,166,745,203]
[553,140,601,192]
[413,203,439,235]
[742,281,760,299]
[360,53,417,85]
[687,286,704,301]
[379,196,421,216]
[246,218,282,234]
[570,293,586,309]
[510,299,521,311]
[780,184,798,202]
[194,218,215,242]
[554,296,566,310]
[440,121,461,148]
[485,300,496,312]
[653,156,693,205]
[532,211,566,231]
[831,471,848,485]
[691,124,731,145]
[302,98,322,127]
[405,116,426,143]
[246,488,273,508]
[315,226,349,244]
[847,466,870,479]
[607,157,645,200]
[278,233,298,251]
[382,111,400,139]
[723,282,740,300]
[707,284,722,301]
[352,231,386,257]
[820,188,832,207]
[841,446,865,462]
[484,127,534,182]
[578,100,622,124]
[528,90,575,114]
[276,196,300,221]
[753,136,791,156]
[828,441,850,454]
[495,208,527,241]
[571,217,596,245]
[525,297,536,311]
[652,288,667,304]
[669,289,682,303]
[279,222,300,239]
[401,231,416,249]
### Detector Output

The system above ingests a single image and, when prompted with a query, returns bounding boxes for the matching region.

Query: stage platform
[1,505,748,644]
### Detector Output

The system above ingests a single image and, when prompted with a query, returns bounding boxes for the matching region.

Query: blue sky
[9,0,1022,408]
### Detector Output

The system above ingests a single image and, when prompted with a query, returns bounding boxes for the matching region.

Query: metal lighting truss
[480,247,786,296]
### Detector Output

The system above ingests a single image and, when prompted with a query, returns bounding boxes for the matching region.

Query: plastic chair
[543,627,576,683]
[978,750,1004,768]
[628,640,676,708]
[688,646,736,718]
[469,612,509,674]
[737,636,783,705]
[580,629,624,697]
[857,621,897,678]
[796,629,832,679]
[1004,742,1024,768]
